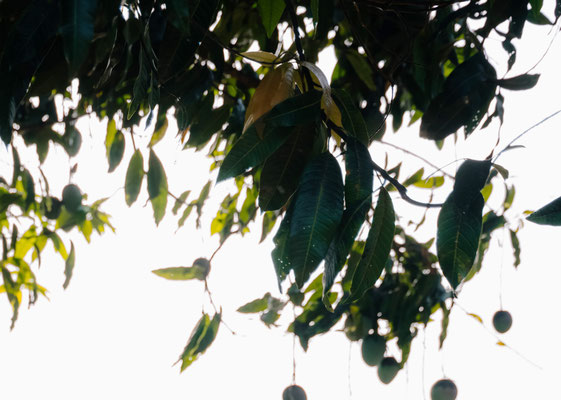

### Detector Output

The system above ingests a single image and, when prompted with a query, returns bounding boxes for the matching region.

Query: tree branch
[323,116,443,208]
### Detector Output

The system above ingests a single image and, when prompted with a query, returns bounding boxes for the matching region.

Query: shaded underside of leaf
[60,0,98,74]
[437,193,484,289]
[259,125,314,210]
[348,187,395,302]
[527,195,561,226]
[288,152,344,288]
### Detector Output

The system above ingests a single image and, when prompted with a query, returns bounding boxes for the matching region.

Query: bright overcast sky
[2,10,561,400]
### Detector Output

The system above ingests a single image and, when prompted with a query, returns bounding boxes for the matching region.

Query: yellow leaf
[467,313,483,324]
[241,51,280,64]
[243,64,295,133]
[496,340,506,346]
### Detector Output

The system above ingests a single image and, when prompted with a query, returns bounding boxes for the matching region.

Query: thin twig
[324,116,444,208]
[494,109,561,162]
[379,140,455,179]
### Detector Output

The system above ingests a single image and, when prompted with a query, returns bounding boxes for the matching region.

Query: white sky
[1,11,561,400]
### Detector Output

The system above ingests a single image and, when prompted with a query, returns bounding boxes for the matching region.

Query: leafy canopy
[1,0,560,389]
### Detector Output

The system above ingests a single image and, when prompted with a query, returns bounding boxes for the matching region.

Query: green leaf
[59,0,97,74]
[332,89,370,145]
[262,90,323,128]
[258,125,314,210]
[152,266,206,281]
[509,229,521,267]
[421,53,497,140]
[323,138,373,301]
[127,48,150,120]
[124,150,144,206]
[237,293,271,313]
[108,130,125,172]
[62,242,75,289]
[527,196,561,226]
[287,152,344,287]
[453,159,492,207]
[150,111,168,147]
[437,193,484,289]
[345,50,376,91]
[271,202,295,290]
[217,124,291,182]
[258,0,285,37]
[178,312,221,372]
[147,150,168,224]
[498,74,540,90]
[187,105,231,148]
[348,188,395,302]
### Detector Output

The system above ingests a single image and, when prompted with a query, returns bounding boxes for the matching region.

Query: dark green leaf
[262,90,322,128]
[194,313,220,358]
[437,193,484,289]
[147,150,168,225]
[527,196,561,226]
[453,159,492,207]
[271,202,295,290]
[332,89,370,145]
[323,138,373,301]
[348,188,395,302]
[62,242,75,289]
[258,0,285,37]
[59,0,97,74]
[108,130,125,172]
[259,125,314,210]
[287,152,344,287]
[217,123,292,182]
[127,48,150,120]
[125,150,144,206]
[421,53,497,140]
[498,74,540,90]
[187,105,231,148]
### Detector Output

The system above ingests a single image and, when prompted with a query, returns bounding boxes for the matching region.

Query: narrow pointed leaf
[332,89,370,145]
[287,152,344,287]
[271,202,295,290]
[152,266,205,281]
[527,196,561,225]
[217,124,292,182]
[437,193,484,289]
[178,313,209,371]
[108,130,125,172]
[348,188,395,302]
[323,138,373,300]
[125,150,144,206]
[59,0,97,74]
[498,73,540,90]
[237,293,271,313]
[128,48,150,119]
[258,0,285,37]
[62,242,75,289]
[147,150,168,224]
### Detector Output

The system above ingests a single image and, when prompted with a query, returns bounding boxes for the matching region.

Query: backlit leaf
[237,293,271,313]
[178,312,220,372]
[258,0,285,37]
[62,242,75,289]
[125,150,144,206]
[152,266,205,281]
[108,130,125,172]
[332,89,370,145]
[147,150,168,225]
